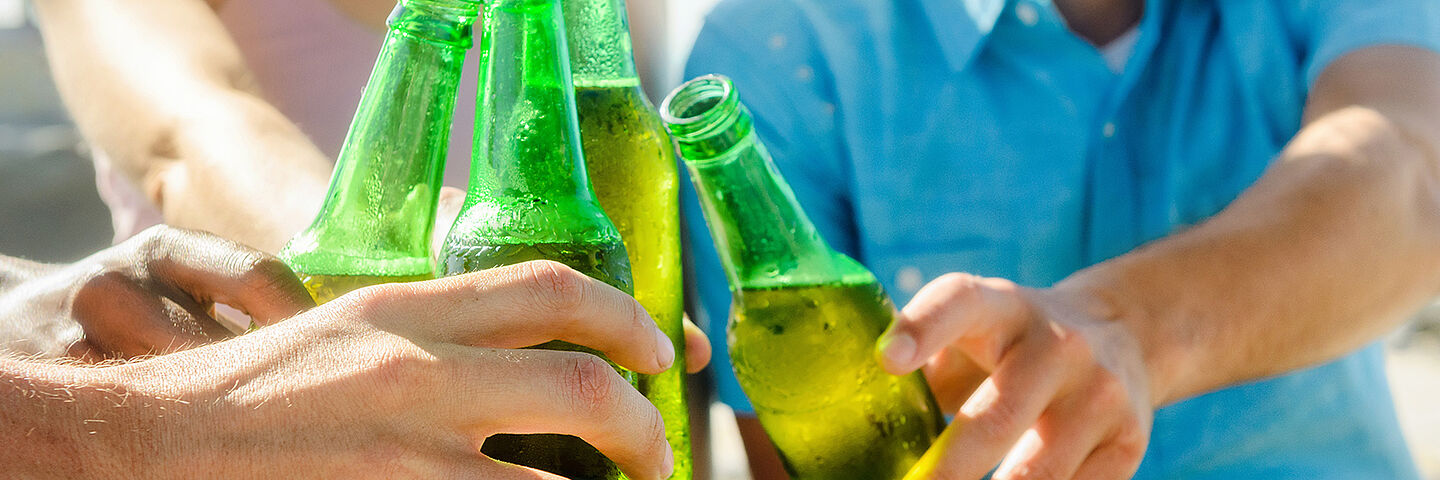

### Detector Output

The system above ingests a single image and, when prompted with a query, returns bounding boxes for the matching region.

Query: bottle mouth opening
[661,74,740,140]
[389,1,481,46]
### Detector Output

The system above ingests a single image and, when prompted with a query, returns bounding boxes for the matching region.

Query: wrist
[1053,265,1203,408]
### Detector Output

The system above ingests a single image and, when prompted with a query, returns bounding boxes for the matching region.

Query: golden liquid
[577,82,691,479]
[732,281,944,479]
[298,273,433,304]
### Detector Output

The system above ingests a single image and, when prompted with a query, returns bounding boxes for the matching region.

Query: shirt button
[896,266,925,294]
[1016,3,1040,27]
[1102,121,1117,138]
[768,34,787,51]
[795,65,814,82]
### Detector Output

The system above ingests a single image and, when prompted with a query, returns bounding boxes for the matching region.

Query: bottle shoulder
[278,230,434,277]
[733,249,879,291]
[445,195,623,246]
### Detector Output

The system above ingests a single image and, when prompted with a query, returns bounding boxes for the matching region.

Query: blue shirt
[680,0,1440,477]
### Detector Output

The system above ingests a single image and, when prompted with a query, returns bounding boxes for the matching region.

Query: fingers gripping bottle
[561,0,690,476]
[278,0,479,303]
[439,0,636,477]
[663,75,945,479]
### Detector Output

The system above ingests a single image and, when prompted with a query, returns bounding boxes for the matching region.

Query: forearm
[34,0,332,252]
[1064,98,1440,406]
[0,358,153,477]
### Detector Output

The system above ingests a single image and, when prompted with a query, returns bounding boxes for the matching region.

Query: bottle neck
[389,0,478,47]
[664,75,848,289]
[286,1,475,274]
[469,0,595,203]
[561,0,640,86]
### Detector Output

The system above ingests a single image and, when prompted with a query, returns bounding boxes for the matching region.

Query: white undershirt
[1050,3,1141,74]
[1099,26,1141,73]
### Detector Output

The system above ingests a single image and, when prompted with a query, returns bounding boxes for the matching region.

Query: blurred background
[0,0,1435,478]
[0,0,109,263]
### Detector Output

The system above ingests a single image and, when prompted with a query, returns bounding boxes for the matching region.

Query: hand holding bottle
[3,261,697,479]
[0,225,314,361]
[879,274,1152,480]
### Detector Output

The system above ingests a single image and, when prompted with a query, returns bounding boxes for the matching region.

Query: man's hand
[0,225,314,360]
[880,274,1152,480]
[3,261,704,479]
[881,46,1440,480]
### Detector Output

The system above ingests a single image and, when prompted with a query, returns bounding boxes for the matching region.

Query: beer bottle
[439,0,633,477]
[663,75,945,479]
[562,0,690,477]
[278,0,478,303]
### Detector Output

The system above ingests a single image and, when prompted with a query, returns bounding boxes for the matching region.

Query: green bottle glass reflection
[439,0,633,477]
[663,75,944,479]
[277,0,478,303]
[561,0,690,477]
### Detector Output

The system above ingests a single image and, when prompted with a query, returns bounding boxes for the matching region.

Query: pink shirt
[96,0,479,242]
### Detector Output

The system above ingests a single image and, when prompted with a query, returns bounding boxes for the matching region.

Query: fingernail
[655,328,676,370]
[879,333,916,371]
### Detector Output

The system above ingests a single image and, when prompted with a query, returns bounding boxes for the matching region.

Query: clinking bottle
[663,74,944,479]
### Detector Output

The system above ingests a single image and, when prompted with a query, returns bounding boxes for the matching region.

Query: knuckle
[520,260,588,315]
[932,272,984,299]
[365,345,439,396]
[623,295,651,333]
[1088,371,1130,411]
[562,353,618,418]
[971,398,1026,443]
[133,225,175,249]
[347,283,393,306]
[639,405,668,452]
[336,284,402,325]
[128,226,177,265]
[978,276,1020,294]
[237,254,298,289]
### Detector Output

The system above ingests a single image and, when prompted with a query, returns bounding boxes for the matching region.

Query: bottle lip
[388,1,481,47]
[660,74,743,141]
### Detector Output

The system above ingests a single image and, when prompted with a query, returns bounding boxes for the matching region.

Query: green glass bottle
[277,0,478,304]
[439,0,633,477]
[663,75,945,479]
[561,0,690,477]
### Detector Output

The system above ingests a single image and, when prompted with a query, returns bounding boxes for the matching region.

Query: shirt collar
[919,0,1007,72]
[920,0,1165,73]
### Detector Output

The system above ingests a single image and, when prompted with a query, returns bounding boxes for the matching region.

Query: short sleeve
[678,0,857,414]
[1291,0,1440,87]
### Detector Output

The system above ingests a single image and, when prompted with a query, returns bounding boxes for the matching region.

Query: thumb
[139,226,315,327]
[877,273,1028,375]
